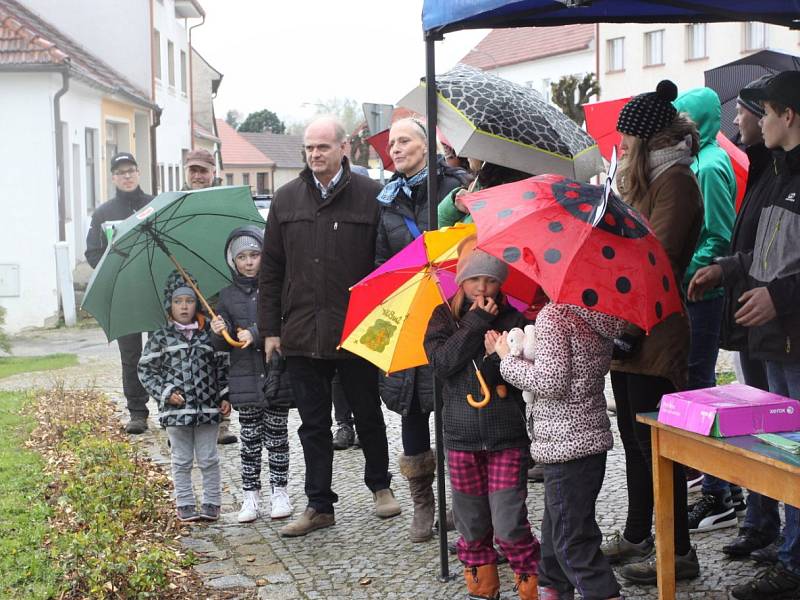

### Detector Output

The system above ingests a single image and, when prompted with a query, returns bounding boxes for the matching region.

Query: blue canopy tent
[420,0,800,584]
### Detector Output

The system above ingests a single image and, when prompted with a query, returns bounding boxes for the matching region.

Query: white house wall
[0,72,61,333]
[273,168,303,191]
[154,0,192,191]
[19,0,152,94]
[486,48,596,103]
[599,23,800,101]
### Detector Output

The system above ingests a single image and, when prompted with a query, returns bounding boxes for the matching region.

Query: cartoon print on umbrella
[466,174,681,333]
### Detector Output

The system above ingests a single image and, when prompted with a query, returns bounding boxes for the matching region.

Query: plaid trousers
[449,446,540,576]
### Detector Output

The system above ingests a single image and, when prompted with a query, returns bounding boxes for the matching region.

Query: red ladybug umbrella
[463,174,682,333]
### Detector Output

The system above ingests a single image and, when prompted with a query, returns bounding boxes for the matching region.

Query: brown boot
[399,450,436,542]
[514,573,539,600]
[373,488,402,518]
[464,564,500,600]
[279,507,334,537]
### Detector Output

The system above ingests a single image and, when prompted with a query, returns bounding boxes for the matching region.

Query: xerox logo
[769,408,787,414]
[788,406,795,415]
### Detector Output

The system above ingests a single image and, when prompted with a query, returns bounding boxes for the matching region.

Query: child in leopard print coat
[497,301,626,600]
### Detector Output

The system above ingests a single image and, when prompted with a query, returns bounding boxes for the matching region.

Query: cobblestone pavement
[3,326,757,599]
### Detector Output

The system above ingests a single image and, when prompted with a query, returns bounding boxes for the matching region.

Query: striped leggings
[238,405,290,491]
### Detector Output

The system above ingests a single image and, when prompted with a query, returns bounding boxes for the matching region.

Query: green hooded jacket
[437,180,482,226]
[673,87,736,300]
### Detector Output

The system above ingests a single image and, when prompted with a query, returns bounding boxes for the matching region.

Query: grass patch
[716,371,737,386]
[0,353,78,379]
[0,391,59,599]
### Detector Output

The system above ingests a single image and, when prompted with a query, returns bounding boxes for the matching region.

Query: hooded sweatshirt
[673,88,736,299]
[500,303,626,464]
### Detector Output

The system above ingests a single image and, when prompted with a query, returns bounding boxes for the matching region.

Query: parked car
[253,194,272,220]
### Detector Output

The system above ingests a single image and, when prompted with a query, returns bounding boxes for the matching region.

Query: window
[744,22,767,51]
[167,40,175,87]
[242,173,250,187]
[644,30,664,66]
[180,50,187,94]
[541,78,551,103]
[607,37,624,72]
[225,173,234,186]
[686,24,707,60]
[85,128,98,211]
[153,30,161,80]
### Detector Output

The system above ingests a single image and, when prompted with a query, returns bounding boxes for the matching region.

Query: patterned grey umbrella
[398,64,603,181]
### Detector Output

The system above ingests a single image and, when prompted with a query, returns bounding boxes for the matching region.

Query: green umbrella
[82,186,265,342]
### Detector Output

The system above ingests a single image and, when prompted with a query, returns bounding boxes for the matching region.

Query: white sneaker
[237,490,260,523]
[270,487,293,520]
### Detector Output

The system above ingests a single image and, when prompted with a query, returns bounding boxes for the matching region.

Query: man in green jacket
[673,87,738,532]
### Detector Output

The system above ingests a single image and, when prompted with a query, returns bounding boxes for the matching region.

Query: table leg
[651,427,676,599]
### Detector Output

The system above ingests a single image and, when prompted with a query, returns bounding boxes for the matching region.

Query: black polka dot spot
[472,200,487,211]
[544,249,561,264]
[522,191,536,200]
[582,289,599,307]
[655,302,663,318]
[616,277,632,293]
[548,221,564,233]
[602,246,616,259]
[662,275,670,292]
[498,208,513,219]
[503,247,521,263]
[648,252,656,266]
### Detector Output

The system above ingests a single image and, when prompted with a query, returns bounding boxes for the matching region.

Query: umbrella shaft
[167,254,218,319]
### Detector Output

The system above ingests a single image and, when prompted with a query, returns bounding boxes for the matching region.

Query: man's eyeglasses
[114,168,138,177]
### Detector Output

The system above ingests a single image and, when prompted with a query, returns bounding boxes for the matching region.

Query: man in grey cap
[184,148,218,190]
[85,152,153,434]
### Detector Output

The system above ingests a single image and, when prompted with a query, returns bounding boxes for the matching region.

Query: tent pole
[425,31,452,584]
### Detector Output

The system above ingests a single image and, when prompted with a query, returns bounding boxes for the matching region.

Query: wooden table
[636,412,800,599]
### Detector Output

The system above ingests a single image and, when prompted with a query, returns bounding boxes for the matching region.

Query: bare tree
[550,73,600,127]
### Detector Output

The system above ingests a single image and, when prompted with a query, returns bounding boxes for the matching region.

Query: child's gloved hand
[237,329,254,349]
[220,400,231,417]
[168,391,185,407]
[210,316,226,335]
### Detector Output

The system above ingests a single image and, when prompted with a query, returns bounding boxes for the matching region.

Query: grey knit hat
[227,234,261,268]
[737,74,775,118]
[171,286,196,301]
[455,236,508,285]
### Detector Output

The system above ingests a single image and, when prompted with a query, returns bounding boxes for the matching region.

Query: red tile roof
[216,119,275,167]
[0,0,152,107]
[460,24,595,70]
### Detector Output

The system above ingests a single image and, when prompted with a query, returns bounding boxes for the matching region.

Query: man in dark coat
[85,152,153,434]
[258,117,400,537]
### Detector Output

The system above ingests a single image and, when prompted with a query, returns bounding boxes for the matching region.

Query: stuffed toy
[506,324,537,404]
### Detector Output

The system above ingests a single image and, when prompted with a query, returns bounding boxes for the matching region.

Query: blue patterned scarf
[376,167,428,205]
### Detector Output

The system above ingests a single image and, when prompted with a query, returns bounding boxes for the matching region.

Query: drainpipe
[595,23,601,99]
[188,14,206,150]
[54,66,70,241]
[150,105,163,195]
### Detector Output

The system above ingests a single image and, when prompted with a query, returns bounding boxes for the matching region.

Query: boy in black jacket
[211,226,294,522]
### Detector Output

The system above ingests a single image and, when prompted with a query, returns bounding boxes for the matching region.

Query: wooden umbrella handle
[167,254,246,348]
[466,369,492,409]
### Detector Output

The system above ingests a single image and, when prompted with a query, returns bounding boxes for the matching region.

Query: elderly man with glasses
[85,152,154,434]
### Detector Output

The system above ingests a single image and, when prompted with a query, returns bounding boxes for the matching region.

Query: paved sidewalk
[3,326,758,599]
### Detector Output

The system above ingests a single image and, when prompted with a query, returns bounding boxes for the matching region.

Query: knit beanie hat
[171,286,196,301]
[617,80,679,139]
[227,234,261,269]
[737,74,774,118]
[455,235,508,286]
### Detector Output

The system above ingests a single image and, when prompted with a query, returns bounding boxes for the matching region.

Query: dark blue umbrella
[705,50,800,140]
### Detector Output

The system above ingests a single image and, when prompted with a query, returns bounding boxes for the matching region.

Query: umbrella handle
[466,369,491,409]
[221,328,247,348]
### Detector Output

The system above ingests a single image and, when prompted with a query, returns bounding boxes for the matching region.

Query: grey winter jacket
[718,145,800,362]
[424,300,529,452]
[500,303,626,464]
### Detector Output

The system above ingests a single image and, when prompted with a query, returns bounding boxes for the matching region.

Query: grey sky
[191,0,487,125]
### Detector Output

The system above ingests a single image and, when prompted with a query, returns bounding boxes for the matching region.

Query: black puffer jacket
[424,300,529,452]
[212,226,293,409]
[375,160,469,415]
[720,143,777,351]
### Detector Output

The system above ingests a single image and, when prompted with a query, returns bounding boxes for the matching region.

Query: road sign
[362,103,394,135]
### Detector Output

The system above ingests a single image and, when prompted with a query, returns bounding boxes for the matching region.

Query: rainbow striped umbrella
[339,223,476,373]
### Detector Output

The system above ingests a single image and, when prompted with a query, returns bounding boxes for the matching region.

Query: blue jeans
[760,360,800,574]
[686,297,731,495]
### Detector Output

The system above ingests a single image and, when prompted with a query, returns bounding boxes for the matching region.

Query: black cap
[110,151,137,172]
[740,71,800,114]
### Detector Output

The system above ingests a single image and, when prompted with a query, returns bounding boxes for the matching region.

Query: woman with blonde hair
[601,80,705,585]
